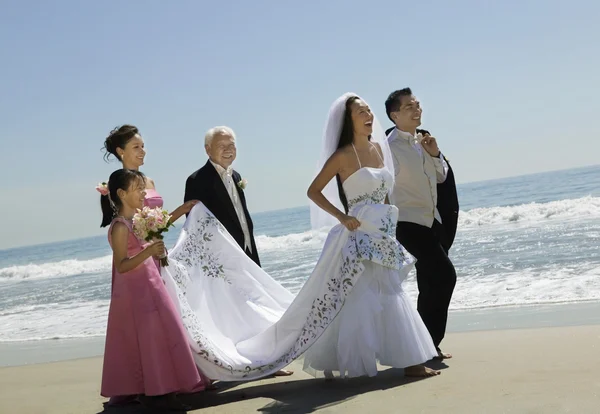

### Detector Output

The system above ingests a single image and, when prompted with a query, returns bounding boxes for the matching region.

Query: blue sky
[1,0,599,249]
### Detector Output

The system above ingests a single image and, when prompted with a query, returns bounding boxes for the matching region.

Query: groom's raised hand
[420,133,440,158]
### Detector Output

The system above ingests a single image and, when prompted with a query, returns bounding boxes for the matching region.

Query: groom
[385,88,457,359]
[184,126,261,266]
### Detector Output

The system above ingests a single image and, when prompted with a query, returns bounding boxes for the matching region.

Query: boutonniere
[237,178,248,190]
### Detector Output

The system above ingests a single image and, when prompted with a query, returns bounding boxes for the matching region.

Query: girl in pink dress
[101,125,216,404]
[99,169,208,411]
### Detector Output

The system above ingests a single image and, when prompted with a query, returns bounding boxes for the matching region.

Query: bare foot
[433,350,452,360]
[404,365,440,377]
[274,369,294,376]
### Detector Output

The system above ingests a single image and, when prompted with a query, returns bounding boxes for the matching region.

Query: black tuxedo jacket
[436,156,459,249]
[385,126,460,249]
[184,160,261,266]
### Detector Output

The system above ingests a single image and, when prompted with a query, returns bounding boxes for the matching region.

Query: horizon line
[2,163,598,253]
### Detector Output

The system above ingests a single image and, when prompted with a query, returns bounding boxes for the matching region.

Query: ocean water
[1,165,599,343]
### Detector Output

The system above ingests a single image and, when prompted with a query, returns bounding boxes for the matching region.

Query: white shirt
[210,161,253,253]
[387,128,449,228]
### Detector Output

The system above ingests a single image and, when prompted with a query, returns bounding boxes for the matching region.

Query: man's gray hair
[205,126,236,147]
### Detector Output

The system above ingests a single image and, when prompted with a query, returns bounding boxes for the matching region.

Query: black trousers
[396,220,456,348]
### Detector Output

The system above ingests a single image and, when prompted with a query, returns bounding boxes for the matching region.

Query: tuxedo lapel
[232,171,252,228]
[205,161,242,230]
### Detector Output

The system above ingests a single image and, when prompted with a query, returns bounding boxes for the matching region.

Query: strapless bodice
[342,167,393,211]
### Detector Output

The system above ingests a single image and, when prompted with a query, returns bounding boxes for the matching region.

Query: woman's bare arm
[307,151,360,231]
[307,152,346,221]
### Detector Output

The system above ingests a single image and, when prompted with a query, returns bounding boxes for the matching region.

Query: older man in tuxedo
[183,126,293,376]
[184,126,261,266]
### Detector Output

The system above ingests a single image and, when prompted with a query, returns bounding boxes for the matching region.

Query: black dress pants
[396,220,456,348]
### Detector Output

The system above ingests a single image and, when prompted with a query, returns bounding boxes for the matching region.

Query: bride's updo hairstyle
[334,96,372,214]
[103,125,140,162]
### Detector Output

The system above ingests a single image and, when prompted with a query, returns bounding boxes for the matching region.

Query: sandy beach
[1,324,599,414]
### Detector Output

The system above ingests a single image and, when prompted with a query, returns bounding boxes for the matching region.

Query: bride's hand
[338,214,360,231]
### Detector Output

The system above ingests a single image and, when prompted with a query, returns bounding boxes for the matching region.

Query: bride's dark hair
[334,96,371,214]
[100,169,146,228]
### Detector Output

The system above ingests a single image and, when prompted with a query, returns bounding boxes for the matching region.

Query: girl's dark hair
[103,125,140,162]
[100,169,146,227]
[335,96,371,214]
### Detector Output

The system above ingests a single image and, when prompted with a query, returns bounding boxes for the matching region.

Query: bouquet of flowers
[132,206,174,266]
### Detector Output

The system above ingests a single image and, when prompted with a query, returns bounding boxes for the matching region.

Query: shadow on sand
[98,361,448,413]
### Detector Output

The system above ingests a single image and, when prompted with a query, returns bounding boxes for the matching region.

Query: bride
[161,92,440,381]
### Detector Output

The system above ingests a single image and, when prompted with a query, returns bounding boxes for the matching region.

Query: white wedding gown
[161,166,437,381]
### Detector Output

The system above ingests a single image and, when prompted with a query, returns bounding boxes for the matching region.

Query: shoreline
[2,300,600,368]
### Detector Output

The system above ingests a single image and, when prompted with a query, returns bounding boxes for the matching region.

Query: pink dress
[101,202,207,397]
[144,189,163,209]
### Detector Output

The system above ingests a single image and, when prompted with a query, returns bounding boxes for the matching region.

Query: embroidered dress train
[161,167,437,381]
[160,93,437,381]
